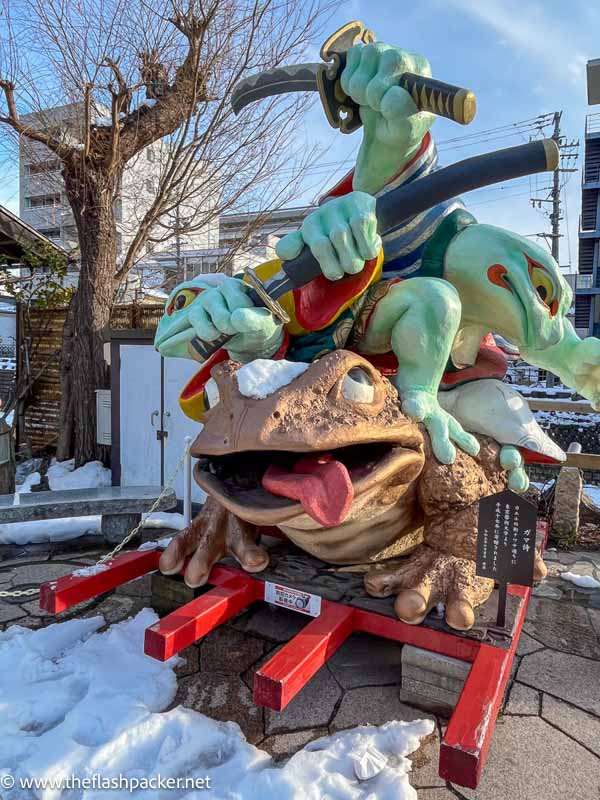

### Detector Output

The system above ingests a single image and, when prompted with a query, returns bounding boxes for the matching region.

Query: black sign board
[476,489,537,628]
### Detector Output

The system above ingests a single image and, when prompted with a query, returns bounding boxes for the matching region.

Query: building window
[25,193,61,209]
[146,148,155,163]
[25,160,61,175]
[145,178,154,193]
[38,228,61,240]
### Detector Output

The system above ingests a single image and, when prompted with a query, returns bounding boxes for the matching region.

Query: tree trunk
[58,166,120,466]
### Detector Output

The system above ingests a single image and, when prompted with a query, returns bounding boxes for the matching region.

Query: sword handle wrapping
[399,73,476,126]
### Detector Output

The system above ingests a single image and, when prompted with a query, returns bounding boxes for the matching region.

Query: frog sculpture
[153,35,600,630]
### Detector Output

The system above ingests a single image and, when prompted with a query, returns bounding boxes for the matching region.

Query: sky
[1,0,598,271]
[290,0,600,271]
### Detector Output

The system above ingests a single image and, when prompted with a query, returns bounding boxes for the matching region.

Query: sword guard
[317,20,375,134]
[243,267,291,324]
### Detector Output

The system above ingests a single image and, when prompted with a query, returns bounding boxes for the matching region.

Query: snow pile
[138,536,174,551]
[72,564,110,578]
[560,571,600,590]
[47,459,111,491]
[584,485,600,506]
[16,471,41,494]
[0,510,185,546]
[0,612,433,799]
[142,511,186,531]
[237,359,309,400]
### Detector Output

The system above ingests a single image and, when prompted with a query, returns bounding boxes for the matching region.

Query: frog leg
[364,437,547,631]
[359,277,479,464]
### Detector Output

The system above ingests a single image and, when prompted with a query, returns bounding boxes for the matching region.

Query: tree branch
[0,79,76,158]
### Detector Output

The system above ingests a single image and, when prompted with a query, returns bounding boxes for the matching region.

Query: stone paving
[1,536,600,799]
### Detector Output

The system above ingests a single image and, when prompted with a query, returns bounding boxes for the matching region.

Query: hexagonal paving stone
[201,627,265,675]
[330,685,434,732]
[174,646,200,678]
[523,597,600,659]
[0,602,26,623]
[517,649,600,716]
[261,728,328,760]
[542,694,600,757]
[456,716,600,800]
[265,665,341,735]
[326,632,403,689]
[515,631,544,657]
[239,605,307,643]
[505,682,540,715]
[11,562,81,588]
[174,672,264,744]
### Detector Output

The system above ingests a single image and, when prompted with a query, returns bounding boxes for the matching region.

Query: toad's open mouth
[194,442,422,528]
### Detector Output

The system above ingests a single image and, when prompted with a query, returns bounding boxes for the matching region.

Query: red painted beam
[144,572,262,661]
[39,549,162,614]
[439,584,531,789]
[353,607,480,664]
[254,601,355,711]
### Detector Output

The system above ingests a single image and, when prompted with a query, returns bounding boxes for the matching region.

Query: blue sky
[1,0,598,270]
[292,0,600,270]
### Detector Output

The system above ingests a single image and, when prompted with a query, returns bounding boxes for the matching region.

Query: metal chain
[0,441,191,600]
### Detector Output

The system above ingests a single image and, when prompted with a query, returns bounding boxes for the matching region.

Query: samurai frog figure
[155,41,600,485]
[152,41,600,628]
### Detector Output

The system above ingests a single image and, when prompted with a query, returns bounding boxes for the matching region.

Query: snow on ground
[46,459,111,491]
[0,611,433,800]
[237,359,309,400]
[3,459,186,545]
[16,471,41,494]
[0,512,185,546]
[560,571,600,590]
[584,485,600,506]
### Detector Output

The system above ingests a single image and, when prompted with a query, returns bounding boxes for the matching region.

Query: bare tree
[0,0,328,465]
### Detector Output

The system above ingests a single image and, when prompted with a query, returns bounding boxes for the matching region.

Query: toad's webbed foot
[364,545,494,631]
[159,497,269,587]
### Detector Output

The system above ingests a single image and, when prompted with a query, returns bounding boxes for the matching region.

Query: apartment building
[19,103,218,262]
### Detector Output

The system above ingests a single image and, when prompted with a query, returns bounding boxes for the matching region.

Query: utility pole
[530,110,579,266]
[550,111,562,263]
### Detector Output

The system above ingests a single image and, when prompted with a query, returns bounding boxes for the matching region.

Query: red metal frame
[39,526,547,789]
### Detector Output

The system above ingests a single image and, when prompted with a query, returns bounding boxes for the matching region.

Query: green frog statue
[153,36,600,631]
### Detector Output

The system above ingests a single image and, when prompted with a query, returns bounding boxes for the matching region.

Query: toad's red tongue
[262,454,354,528]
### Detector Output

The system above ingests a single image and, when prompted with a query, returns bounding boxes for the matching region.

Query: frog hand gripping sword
[189,136,559,362]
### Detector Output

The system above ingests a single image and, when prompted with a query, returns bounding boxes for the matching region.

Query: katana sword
[231,20,477,132]
[189,138,559,362]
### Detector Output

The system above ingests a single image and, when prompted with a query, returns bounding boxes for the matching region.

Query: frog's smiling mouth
[194,442,422,528]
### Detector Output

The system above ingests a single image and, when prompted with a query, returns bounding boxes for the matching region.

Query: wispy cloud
[444,0,589,84]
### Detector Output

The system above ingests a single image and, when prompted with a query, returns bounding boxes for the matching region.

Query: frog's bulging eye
[342,367,375,404]
[167,287,201,315]
[526,255,558,316]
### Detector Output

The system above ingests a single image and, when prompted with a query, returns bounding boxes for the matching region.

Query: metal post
[183,436,193,526]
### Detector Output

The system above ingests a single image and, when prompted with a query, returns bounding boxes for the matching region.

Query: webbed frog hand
[567,337,600,410]
[188,279,283,362]
[159,497,269,588]
[275,191,381,281]
[341,42,434,150]
[401,390,480,465]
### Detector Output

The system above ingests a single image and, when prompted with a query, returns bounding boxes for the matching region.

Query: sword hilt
[317,20,476,133]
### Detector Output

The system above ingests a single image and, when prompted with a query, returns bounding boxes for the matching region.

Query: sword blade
[231,62,321,114]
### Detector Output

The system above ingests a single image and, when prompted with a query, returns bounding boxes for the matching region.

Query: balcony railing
[574,274,600,290]
[586,112,600,136]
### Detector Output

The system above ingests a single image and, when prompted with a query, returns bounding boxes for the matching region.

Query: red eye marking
[525,253,548,277]
[487,264,511,292]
